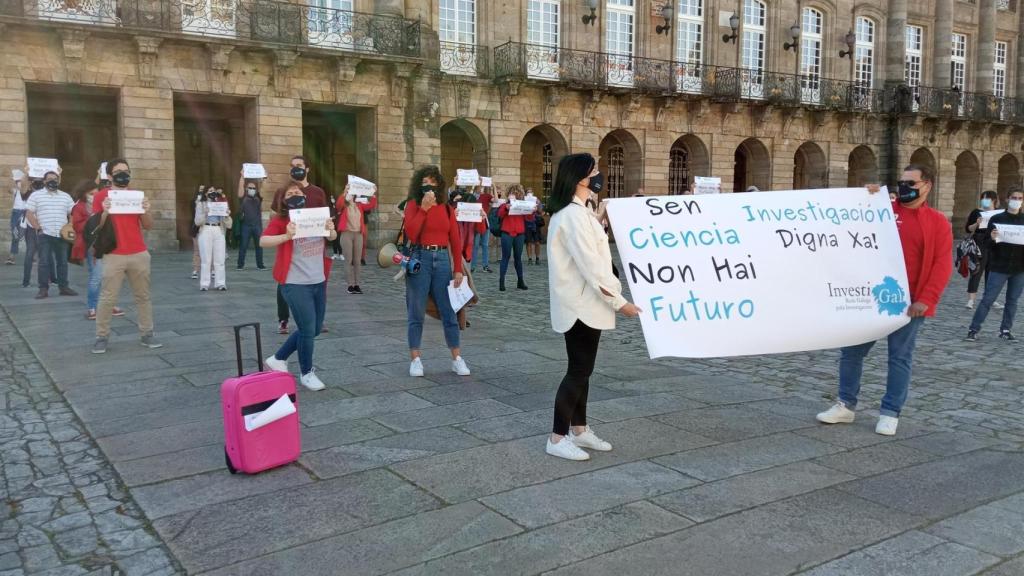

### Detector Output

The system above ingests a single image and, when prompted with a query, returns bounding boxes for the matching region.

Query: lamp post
[656,5,674,36]
[582,0,598,26]
[782,23,800,51]
[722,12,739,43]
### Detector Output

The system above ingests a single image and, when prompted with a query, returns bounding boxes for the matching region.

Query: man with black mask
[25,170,76,299]
[817,164,952,436]
[967,187,1024,341]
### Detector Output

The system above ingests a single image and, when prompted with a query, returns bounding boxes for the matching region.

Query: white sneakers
[875,415,899,436]
[546,437,590,461]
[569,426,613,451]
[265,355,288,373]
[452,356,471,376]
[409,357,424,377]
[817,402,900,436]
[300,371,326,391]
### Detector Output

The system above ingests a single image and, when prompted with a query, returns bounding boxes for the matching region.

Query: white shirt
[547,196,627,333]
[25,189,73,237]
[12,188,28,211]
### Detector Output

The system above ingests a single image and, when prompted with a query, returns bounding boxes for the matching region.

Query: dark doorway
[302,104,377,202]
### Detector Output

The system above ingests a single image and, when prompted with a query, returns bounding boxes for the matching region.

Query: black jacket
[988,211,1024,275]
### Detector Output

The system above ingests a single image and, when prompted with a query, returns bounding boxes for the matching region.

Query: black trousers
[552,320,602,435]
[968,248,990,294]
[277,284,289,323]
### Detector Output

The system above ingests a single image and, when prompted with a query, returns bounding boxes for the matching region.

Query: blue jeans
[970,270,1024,333]
[838,317,924,417]
[37,234,68,290]
[275,282,326,375]
[500,232,525,283]
[86,252,102,310]
[405,248,460,350]
[9,209,25,255]
[237,222,264,269]
[473,232,490,269]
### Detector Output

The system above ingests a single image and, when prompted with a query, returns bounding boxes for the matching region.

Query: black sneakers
[965,330,978,342]
[1000,330,1016,341]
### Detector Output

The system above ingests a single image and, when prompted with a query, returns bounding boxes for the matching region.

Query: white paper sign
[694,176,721,195]
[979,209,1004,230]
[207,201,229,217]
[481,177,493,187]
[289,207,331,238]
[12,169,24,181]
[606,189,911,358]
[98,162,109,180]
[447,279,475,313]
[27,158,59,178]
[994,223,1024,245]
[108,190,145,214]
[492,198,508,207]
[509,199,537,216]
[243,163,267,179]
[456,202,483,222]
[347,175,376,196]
[456,169,481,187]
[243,394,296,432]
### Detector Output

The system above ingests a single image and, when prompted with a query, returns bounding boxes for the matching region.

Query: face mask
[247,189,257,197]
[30,180,44,191]
[99,179,111,188]
[45,180,59,191]
[290,167,307,181]
[1009,199,1023,211]
[112,172,131,187]
[587,173,604,194]
[420,184,438,196]
[284,195,306,210]
[896,181,921,204]
[981,198,994,209]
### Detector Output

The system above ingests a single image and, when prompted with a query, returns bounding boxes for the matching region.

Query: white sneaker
[569,426,612,451]
[876,415,899,436]
[265,355,289,373]
[300,371,326,391]
[546,437,590,461]
[994,301,1004,309]
[966,299,975,309]
[409,357,424,377]
[451,356,471,376]
[816,402,856,424]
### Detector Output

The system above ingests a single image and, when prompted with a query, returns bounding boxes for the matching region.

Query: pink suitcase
[222,323,301,474]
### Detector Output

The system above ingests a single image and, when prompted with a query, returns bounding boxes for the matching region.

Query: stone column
[120,87,177,250]
[1018,4,1024,96]
[373,0,402,15]
[932,0,954,88]
[976,0,996,94]
[884,0,907,87]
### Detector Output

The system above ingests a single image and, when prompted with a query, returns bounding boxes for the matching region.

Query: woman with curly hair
[402,165,471,378]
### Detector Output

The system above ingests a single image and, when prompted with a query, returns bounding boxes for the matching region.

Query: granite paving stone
[798,531,1000,576]
[652,404,813,442]
[812,441,938,477]
[585,393,706,422]
[925,493,1024,556]
[980,557,1024,576]
[653,432,843,481]
[299,392,436,426]
[373,399,521,432]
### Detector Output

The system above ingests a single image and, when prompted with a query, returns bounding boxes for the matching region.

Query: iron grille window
[607,146,625,198]
[542,143,553,197]
[669,147,689,195]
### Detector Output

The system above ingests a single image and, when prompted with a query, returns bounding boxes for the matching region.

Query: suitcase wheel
[225,447,238,475]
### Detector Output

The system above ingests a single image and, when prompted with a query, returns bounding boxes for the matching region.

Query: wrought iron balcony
[1,0,422,58]
[889,85,1018,122]
[440,41,490,78]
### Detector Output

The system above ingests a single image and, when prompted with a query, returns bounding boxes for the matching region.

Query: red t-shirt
[498,203,534,237]
[894,202,925,302]
[403,201,463,273]
[93,188,147,255]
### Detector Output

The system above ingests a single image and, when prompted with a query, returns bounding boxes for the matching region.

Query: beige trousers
[96,251,153,338]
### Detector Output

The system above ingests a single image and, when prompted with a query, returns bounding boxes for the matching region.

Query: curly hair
[408,165,448,204]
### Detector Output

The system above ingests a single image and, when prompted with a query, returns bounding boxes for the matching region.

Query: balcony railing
[440,41,489,77]
[2,0,422,58]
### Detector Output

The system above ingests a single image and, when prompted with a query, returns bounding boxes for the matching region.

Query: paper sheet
[98,162,109,179]
[480,176,493,187]
[27,157,59,178]
[979,209,1005,230]
[509,199,537,216]
[243,163,267,179]
[456,202,483,222]
[456,169,481,187]
[244,394,296,431]
[348,175,376,196]
[108,190,145,214]
[448,279,475,313]
[289,207,331,238]
[207,202,229,217]
[994,223,1024,245]
[694,176,721,195]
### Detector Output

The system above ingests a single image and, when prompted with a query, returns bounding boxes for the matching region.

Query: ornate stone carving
[134,37,162,88]
[655,97,676,130]
[544,86,564,124]
[334,56,360,101]
[271,50,299,97]
[753,104,778,136]
[583,90,605,125]
[204,44,235,93]
[455,81,472,118]
[58,29,89,84]
[498,81,520,120]
[390,62,416,108]
[619,93,642,125]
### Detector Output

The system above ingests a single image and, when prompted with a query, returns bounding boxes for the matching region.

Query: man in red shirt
[92,159,162,354]
[817,164,952,436]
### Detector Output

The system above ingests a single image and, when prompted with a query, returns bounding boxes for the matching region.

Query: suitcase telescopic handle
[233,323,264,377]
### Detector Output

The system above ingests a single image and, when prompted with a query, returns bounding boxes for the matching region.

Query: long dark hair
[548,153,596,214]
[71,180,97,203]
[271,183,304,217]
[408,165,448,204]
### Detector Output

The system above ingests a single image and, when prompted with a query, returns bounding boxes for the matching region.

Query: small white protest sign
[27,158,59,178]
[108,190,145,214]
[994,223,1024,245]
[99,162,109,179]
[347,175,376,196]
[694,176,722,195]
[12,168,24,181]
[207,202,229,217]
[979,209,1005,229]
[289,207,331,238]
[456,202,483,222]
[509,199,537,216]
[481,177,493,187]
[243,163,267,179]
[455,169,481,187]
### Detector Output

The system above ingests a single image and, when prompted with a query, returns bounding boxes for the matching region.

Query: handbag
[60,222,75,243]
[84,212,117,259]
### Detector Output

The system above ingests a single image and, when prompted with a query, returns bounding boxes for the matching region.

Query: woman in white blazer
[545,153,640,461]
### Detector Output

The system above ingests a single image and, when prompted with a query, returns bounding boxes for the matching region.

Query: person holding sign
[260,184,337,391]
[194,187,232,291]
[964,190,1000,309]
[966,188,1024,342]
[6,171,27,266]
[545,153,641,461]
[25,170,77,299]
[403,166,471,378]
[817,165,953,436]
[472,185,494,273]
[236,172,266,271]
[497,184,532,292]
[335,183,378,294]
[91,159,161,354]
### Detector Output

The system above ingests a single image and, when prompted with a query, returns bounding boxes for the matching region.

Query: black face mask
[99,179,111,188]
[45,180,59,191]
[420,185,438,196]
[284,195,306,210]
[897,181,922,204]
[112,172,131,187]
[208,193,222,201]
[30,180,45,191]
[290,167,307,181]
[587,173,604,194]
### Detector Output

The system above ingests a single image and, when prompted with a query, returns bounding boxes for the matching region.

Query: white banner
[456,169,481,187]
[456,202,483,222]
[606,188,911,358]
[693,176,721,195]
[289,207,331,238]
[12,168,24,181]
[243,163,267,179]
[207,201,229,217]
[509,199,537,216]
[108,190,145,214]
[994,223,1024,245]
[979,209,1004,229]
[27,158,59,178]
[98,162,109,180]
[347,175,376,196]
[481,176,493,187]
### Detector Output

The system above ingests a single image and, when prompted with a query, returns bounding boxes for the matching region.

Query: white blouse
[547,196,628,333]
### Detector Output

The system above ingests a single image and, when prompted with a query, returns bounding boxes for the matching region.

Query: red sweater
[498,203,534,236]
[335,195,378,233]
[70,201,91,262]
[403,201,463,273]
[264,216,333,285]
[894,201,952,317]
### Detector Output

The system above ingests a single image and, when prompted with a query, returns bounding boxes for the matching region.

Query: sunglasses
[897,180,926,187]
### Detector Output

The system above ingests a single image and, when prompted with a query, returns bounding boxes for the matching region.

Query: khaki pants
[339,230,363,286]
[96,251,153,338]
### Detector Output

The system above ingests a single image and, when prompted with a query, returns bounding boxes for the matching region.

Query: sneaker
[300,371,326,391]
[999,330,1016,341]
[216,285,227,291]
[86,309,96,320]
[190,271,199,279]
[546,437,590,461]
[330,254,339,261]
[5,256,14,265]
[265,355,289,372]
[200,287,208,292]
[483,266,492,273]
[993,301,1004,309]
[360,258,367,266]
[569,426,612,451]
[320,326,329,333]
[236,266,245,271]
[91,338,108,354]
[965,330,978,342]
[34,289,48,300]
[352,285,363,294]
[816,402,856,424]
[139,333,163,349]
[966,299,975,309]
[257,266,268,271]
[409,357,424,377]
[278,321,289,335]
[59,287,78,296]
[875,415,899,436]
[451,356,471,376]
[347,286,356,294]
[112,307,125,317]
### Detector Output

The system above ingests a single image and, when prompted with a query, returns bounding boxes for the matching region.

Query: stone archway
[520,124,569,198]
[440,119,488,189]
[793,142,827,189]
[909,148,937,207]
[847,145,878,187]
[997,154,1021,205]
[599,129,643,198]
[953,151,981,232]
[734,138,771,192]
[669,134,710,195]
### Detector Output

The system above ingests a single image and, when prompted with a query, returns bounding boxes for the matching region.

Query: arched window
[799,7,823,104]
[607,146,625,198]
[854,17,874,88]
[669,146,690,195]
[675,0,703,93]
[741,0,766,98]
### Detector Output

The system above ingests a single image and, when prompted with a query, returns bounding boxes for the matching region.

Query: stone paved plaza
[2,249,1024,576]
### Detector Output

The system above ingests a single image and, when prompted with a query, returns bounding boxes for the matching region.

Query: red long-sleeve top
[475,193,493,234]
[893,201,952,316]
[403,200,463,273]
[498,203,534,236]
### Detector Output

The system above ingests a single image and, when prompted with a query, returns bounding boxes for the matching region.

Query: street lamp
[722,13,739,43]
[582,0,598,26]
[656,5,674,36]
[838,30,856,58]
[782,23,800,51]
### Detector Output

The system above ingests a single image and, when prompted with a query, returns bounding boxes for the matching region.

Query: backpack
[84,212,117,259]
[488,207,502,238]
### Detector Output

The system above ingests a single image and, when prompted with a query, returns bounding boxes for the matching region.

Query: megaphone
[377,243,400,268]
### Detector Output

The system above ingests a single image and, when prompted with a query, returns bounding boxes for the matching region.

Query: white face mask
[247,189,257,197]
[1009,199,1023,211]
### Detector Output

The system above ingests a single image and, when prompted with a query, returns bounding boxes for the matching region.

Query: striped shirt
[26,189,73,237]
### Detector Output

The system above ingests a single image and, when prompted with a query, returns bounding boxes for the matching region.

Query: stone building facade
[1,0,1022,250]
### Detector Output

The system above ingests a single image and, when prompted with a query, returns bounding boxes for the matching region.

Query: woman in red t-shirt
[497,184,532,291]
[402,166,471,378]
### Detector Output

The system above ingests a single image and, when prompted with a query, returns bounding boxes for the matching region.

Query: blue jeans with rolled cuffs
[838,317,924,417]
[969,271,1024,334]
[275,282,326,375]
[405,248,460,350]
[473,232,490,269]
[86,252,102,310]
